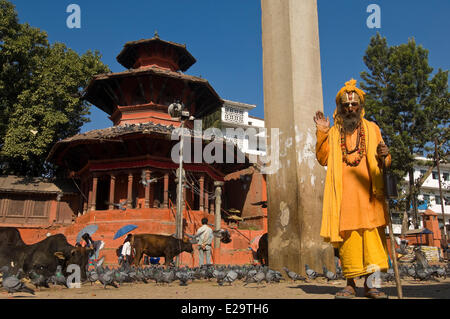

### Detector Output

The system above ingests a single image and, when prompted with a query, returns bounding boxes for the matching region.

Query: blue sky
[9,0,450,133]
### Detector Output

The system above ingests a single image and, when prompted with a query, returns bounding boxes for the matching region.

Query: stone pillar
[109,174,116,210]
[82,180,88,215]
[261,0,334,273]
[199,174,204,211]
[127,172,133,209]
[54,193,62,223]
[163,172,169,208]
[91,175,98,211]
[87,178,93,214]
[214,181,224,264]
[145,169,151,208]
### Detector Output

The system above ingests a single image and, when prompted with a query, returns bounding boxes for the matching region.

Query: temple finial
[154,30,159,39]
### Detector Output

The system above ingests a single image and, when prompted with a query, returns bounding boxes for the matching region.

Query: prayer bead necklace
[340,123,366,167]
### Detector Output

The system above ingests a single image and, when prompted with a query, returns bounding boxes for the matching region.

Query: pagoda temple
[22,35,268,266]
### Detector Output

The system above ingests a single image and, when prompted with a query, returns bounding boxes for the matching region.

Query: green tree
[360,33,449,228]
[0,0,109,177]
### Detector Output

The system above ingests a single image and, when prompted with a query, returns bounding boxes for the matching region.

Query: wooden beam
[103,81,120,105]
[137,77,148,103]
[113,78,126,105]
[157,77,170,104]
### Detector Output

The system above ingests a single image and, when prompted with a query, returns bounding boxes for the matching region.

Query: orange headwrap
[333,78,366,127]
[335,78,366,107]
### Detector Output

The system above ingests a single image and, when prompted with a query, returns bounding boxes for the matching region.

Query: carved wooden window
[7,195,26,216]
[32,198,49,217]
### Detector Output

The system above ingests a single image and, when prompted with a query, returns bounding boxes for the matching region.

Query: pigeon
[222,270,238,286]
[322,266,338,281]
[48,265,68,288]
[244,268,266,286]
[2,272,35,295]
[97,267,119,289]
[140,170,158,187]
[305,264,318,280]
[175,269,191,286]
[282,267,306,282]
[104,200,127,211]
[265,269,282,283]
[213,268,227,286]
[28,270,50,290]
[87,269,99,285]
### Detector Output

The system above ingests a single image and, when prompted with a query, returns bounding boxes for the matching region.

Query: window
[445,197,450,206]
[423,194,430,202]
[435,196,441,205]
[443,172,449,181]
[432,171,439,180]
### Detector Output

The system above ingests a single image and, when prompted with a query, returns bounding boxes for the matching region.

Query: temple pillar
[145,169,151,208]
[127,172,133,209]
[109,174,116,210]
[214,181,224,264]
[91,175,98,211]
[204,180,209,214]
[87,178,92,214]
[163,172,169,208]
[199,174,204,211]
[261,0,334,273]
[82,179,88,215]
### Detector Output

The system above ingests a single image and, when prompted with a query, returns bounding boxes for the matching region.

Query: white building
[403,156,450,230]
[221,99,266,156]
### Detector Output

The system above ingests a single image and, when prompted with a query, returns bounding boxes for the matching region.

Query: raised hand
[313,111,330,129]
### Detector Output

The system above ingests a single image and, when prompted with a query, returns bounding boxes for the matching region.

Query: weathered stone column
[199,174,204,211]
[91,175,98,211]
[109,174,116,210]
[127,172,133,209]
[163,172,169,208]
[261,0,334,273]
[144,169,151,208]
[214,181,224,264]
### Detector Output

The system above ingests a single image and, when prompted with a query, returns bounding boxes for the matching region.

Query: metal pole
[175,120,185,267]
[435,138,448,246]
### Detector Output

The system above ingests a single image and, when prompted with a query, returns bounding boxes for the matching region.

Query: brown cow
[131,234,193,266]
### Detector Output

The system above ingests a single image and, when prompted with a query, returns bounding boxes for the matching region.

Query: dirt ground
[1,276,449,299]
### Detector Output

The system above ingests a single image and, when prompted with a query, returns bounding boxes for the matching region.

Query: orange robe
[316,121,391,236]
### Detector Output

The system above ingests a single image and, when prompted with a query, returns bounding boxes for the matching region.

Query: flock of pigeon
[0,256,449,296]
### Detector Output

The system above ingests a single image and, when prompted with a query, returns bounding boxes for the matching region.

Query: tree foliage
[360,33,449,226]
[0,0,109,177]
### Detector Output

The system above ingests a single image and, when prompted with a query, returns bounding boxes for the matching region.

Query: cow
[0,227,26,269]
[131,234,193,266]
[256,233,268,266]
[0,228,93,281]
